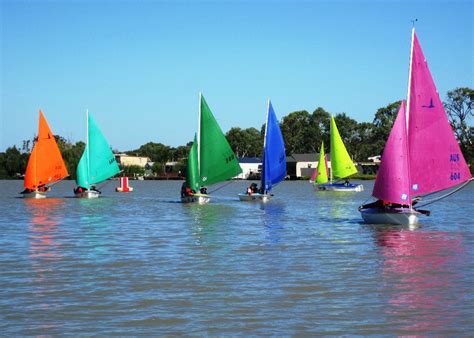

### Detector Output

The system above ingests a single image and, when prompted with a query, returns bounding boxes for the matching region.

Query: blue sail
[261,100,287,191]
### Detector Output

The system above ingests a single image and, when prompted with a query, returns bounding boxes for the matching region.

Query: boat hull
[75,190,101,199]
[359,207,420,226]
[314,183,364,192]
[238,193,271,202]
[181,194,210,204]
[21,190,46,199]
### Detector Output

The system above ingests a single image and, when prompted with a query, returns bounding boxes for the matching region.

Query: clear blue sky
[1,0,473,152]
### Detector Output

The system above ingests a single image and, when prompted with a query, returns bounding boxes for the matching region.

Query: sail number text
[225,154,235,164]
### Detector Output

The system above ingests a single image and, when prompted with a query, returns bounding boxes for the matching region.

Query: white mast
[261,99,270,189]
[34,110,40,188]
[406,25,415,130]
[86,109,90,186]
[197,92,201,177]
[330,115,333,184]
[405,24,416,210]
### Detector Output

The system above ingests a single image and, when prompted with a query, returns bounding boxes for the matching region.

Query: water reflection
[260,201,286,244]
[25,198,65,261]
[373,227,465,333]
[184,203,236,247]
[76,197,115,258]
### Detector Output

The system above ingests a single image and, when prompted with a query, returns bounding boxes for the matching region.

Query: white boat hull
[21,190,46,199]
[359,208,420,226]
[75,190,101,199]
[315,183,364,192]
[238,193,271,202]
[181,194,210,204]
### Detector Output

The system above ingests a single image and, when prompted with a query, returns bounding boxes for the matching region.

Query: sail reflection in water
[374,229,467,334]
[26,198,65,261]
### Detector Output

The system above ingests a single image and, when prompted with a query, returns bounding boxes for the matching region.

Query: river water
[0,179,473,335]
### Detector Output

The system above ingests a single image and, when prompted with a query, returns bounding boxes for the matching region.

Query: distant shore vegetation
[1,87,472,180]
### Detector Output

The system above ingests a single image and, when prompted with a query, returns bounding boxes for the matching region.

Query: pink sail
[310,167,317,182]
[408,32,472,196]
[373,101,411,205]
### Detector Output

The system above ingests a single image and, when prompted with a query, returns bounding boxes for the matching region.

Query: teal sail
[261,100,286,192]
[76,112,120,188]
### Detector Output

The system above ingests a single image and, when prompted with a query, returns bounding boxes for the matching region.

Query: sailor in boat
[359,198,430,215]
[246,183,258,195]
[37,184,51,192]
[73,186,87,194]
[180,182,195,198]
[200,186,208,194]
[21,184,50,194]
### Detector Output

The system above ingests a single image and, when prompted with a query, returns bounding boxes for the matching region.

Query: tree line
[1,87,472,179]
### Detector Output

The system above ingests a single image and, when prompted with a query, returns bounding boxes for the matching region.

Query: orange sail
[24,111,69,189]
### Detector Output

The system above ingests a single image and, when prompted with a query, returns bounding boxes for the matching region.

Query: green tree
[132,142,171,163]
[333,112,359,159]
[444,87,474,165]
[62,141,85,179]
[152,162,165,175]
[372,100,402,156]
[226,127,263,157]
[3,146,28,178]
[0,153,8,179]
[280,110,312,154]
[119,164,145,177]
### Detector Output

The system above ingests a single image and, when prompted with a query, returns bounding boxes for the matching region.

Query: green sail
[76,113,120,188]
[315,141,328,184]
[199,94,242,186]
[186,134,200,191]
[330,115,357,180]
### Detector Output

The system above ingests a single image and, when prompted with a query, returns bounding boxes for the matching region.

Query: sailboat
[181,93,242,204]
[359,28,472,226]
[74,111,120,198]
[21,110,69,198]
[314,116,363,192]
[238,100,286,202]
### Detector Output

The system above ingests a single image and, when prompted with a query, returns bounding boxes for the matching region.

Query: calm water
[0,179,473,335]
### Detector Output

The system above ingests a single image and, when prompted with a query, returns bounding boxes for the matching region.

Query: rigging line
[208,180,237,194]
[46,175,70,188]
[416,178,473,208]
[96,178,115,191]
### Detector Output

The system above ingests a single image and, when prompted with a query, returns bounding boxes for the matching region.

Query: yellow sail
[330,116,357,180]
[315,142,328,184]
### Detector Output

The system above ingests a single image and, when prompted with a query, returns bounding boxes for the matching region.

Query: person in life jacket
[247,183,258,195]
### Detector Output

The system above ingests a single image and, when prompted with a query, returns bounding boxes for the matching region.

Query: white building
[115,154,151,167]
[286,153,332,179]
[236,157,262,179]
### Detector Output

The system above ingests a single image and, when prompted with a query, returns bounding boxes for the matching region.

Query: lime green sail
[185,134,200,191]
[76,112,120,189]
[315,141,328,184]
[330,115,357,181]
[198,94,242,186]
